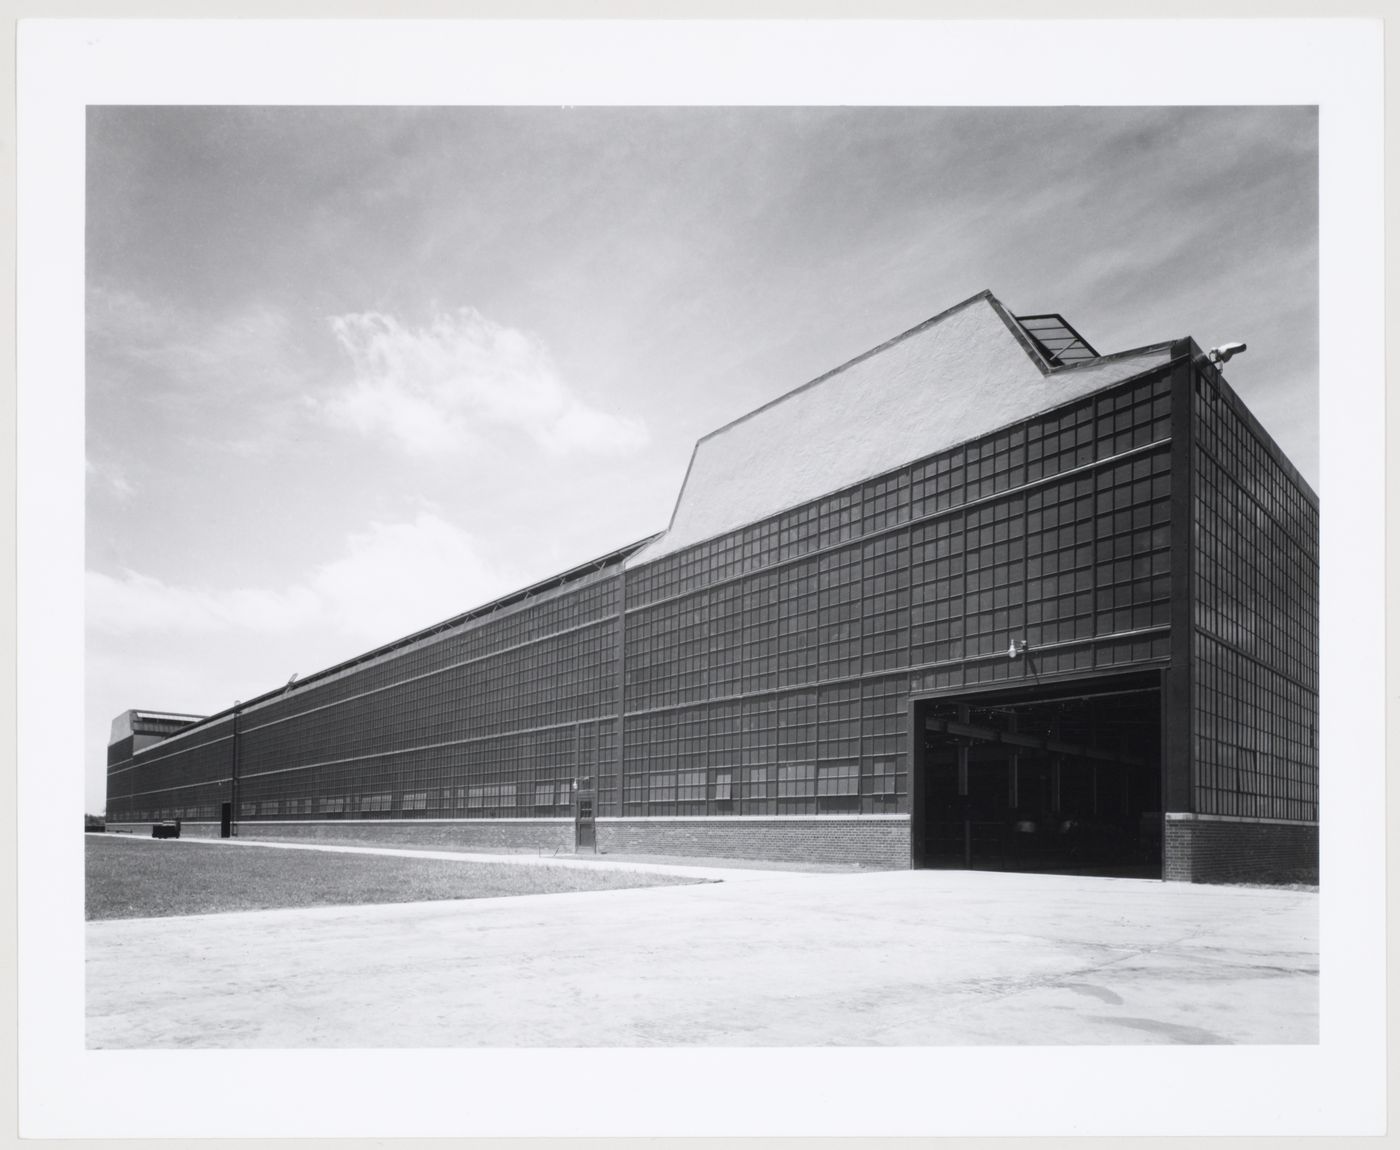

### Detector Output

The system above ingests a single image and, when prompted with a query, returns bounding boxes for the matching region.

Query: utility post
[230,700,243,838]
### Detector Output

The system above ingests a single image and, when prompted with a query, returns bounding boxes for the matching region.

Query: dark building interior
[912,670,1162,877]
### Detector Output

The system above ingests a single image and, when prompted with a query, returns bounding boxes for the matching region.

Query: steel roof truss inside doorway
[912,675,1163,878]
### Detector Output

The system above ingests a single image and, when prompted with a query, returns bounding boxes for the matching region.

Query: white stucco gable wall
[629,292,1173,567]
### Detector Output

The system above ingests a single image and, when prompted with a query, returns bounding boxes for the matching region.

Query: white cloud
[319,307,649,457]
[86,510,519,647]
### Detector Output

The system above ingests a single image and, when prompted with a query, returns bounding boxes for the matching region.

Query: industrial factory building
[106,290,1319,882]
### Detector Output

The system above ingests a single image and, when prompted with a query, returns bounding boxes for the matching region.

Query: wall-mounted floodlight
[1207,341,1247,365]
[1008,639,1028,660]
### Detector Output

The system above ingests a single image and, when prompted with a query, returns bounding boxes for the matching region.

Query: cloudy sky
[84,105,1318,813]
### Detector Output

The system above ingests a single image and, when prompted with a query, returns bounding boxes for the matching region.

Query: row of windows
[620,758,901,817]
[115,761,901,824]
[232,624,619,776]
[624,373,1174,609]
[624,442,1174,711]
[110,369,1312,832]
[107,733,233,809]
[1193,637,1317,821]
[146,573,623,765]
[109,716,619,821]
[620,677,908,813]
[114,498,1181,828]
[1190,372,1318,822]
[1194,454,1317,686]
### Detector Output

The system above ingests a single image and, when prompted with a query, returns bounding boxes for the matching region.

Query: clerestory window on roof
[1015,313,1100,366]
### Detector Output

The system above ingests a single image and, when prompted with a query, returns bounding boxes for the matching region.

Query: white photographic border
[16,17,1386,1138]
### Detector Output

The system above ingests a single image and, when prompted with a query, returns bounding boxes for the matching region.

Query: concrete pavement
[84,868,1310,1047]
[86,865,1316,1048]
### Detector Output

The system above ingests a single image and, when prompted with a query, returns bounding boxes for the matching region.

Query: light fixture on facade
[1008,639,1028,660]
[1207,341,1247,365]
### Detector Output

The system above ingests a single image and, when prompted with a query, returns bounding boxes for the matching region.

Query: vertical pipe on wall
[906,697,925,868]
[615,568,627,819]
[1164,340,1198,822]
[230,701,242,838]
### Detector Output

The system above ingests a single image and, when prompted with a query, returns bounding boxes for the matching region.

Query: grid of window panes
[1191,372,1319,820]
[627,375,1172,613]
[235,719,616,820]
[105,716,234,822]
[110,371,1185,828]
[248,573,619,729]
[108,567,625,823]
[239,622,618,774]
[620,369,1174,816]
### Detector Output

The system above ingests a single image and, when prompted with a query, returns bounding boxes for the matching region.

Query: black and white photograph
[16,16,1386,1141]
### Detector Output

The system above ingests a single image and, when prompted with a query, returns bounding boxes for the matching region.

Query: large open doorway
[911,670,1162,878]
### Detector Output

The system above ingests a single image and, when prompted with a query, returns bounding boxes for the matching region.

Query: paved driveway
[86,867,1316,1047]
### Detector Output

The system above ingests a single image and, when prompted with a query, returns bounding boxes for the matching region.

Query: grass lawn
[86,835,700,920]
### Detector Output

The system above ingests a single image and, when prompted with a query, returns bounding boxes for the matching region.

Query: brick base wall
[1164,817,1318,884]
[597,818,911,867]
[105,817,909,866]
[108,819,576,853]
